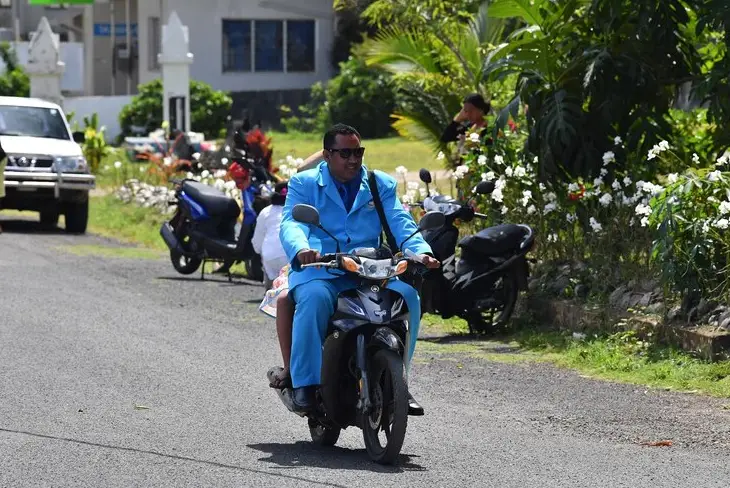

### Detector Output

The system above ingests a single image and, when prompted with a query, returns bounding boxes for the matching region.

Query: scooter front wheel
[170,231,202,275]
[361,349,408,465]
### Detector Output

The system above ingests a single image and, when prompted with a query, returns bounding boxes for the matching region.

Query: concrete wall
[0,41,84,94]
[63,95,134,142]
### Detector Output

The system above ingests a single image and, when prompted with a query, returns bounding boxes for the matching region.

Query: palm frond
[364,27,442,74]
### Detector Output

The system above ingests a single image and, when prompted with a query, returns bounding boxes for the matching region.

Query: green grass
[269,131,438,175]
[420,319,730,398]
[88,195,168,250]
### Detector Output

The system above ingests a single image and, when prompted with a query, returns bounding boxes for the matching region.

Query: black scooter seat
[182,180,240,219]
[459,224,527,256]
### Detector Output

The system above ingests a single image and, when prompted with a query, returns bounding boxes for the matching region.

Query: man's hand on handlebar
[419,254,441,269]
[296,248,321,265]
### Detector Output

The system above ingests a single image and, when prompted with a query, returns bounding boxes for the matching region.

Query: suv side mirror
[72,131,85,143]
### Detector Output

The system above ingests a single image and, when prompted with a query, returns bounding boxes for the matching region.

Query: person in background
[441,93,491,144]
[251,181,289,290]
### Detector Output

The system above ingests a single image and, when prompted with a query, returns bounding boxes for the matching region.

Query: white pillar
[26,17,66,108]
[158,11,193,133]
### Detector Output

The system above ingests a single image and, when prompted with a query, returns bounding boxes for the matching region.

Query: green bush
[119,79,232,139]
[281,56,398,138]
[0,42,29,97]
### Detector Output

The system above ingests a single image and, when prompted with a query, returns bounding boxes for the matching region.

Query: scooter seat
[458,224,527,257]
[182,180,240,219]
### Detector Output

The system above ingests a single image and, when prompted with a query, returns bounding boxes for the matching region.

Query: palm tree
[363,1,507,163]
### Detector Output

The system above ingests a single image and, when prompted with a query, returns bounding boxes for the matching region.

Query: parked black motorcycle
[268,203,445,465]
[158,131,273,281]
[413,168,535,334]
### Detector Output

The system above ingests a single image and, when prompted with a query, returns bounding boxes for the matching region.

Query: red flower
[568,184,586,201]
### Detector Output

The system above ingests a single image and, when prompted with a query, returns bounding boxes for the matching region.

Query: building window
[222,20,252,72]
[221,19,315,73]
[0,0,10,7]
[254,20,283,72]
[286,20,315,72]
[148,17,161,71]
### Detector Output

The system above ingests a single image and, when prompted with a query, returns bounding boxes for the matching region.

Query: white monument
[26,17,65,107]
[158,11,193,133]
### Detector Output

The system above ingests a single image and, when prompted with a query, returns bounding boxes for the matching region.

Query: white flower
[568,182,580,192]
[614,136,622,145]
[186,172,194,179]
[546,192,557,202]
[494,155,505,166]
[543,202,557,214]
[214,169,227,178]
[640,216,650,227]
[477,154,488,166]
[113,160,122,169]
[395,165,408,176]
[602,151,615,165]
[611,180,622,190]
[589,217,602,232]
[635,203,652,216]
[708,196,720,203]
[667,173,678,184]
[224,180,237,190]
[504,166,514,177]
[720,201,730,215]
[521,189,532,207]
[469,132,481,143]
[513,165,527,178]
[566,213,577,223]
[482,171,496,181]
[600,168,608,177]
[407,181,420,190]
[201,169,210,179]
[538,182,546,191]
[139,166,145,173]
[453,165,469,180]
[436,151,445,161]
[715,218,729,230]
[547,233,558,243]
[501,205,508,215]
[703,220,711,233]
[642,182,664,195]
[623,176,632,186]
[693,153,700,164]
[716,152,730,167]
[593,177,604,187]
[708,170,722,182]
[526,205,536,215]
[599,193,613,207]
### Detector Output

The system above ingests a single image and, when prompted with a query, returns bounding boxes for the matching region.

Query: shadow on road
[0,427,352,487]
[155,275,262,288]
[247,441,427,473]
[0,218,65,235]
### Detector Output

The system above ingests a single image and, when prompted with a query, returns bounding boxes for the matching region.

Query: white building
[1,0,335,134]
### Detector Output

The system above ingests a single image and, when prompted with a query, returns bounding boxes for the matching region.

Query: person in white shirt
[252,181,289,289]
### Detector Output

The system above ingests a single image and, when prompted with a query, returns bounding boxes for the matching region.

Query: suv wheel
[65,200,89,234]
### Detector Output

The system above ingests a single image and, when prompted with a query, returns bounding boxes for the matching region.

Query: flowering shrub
[649,151,730,303]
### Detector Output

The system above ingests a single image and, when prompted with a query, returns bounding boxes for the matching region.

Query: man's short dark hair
[463,93,491,113]
[323,123,361,150]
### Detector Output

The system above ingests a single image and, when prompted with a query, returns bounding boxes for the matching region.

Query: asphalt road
[3,217,730,487]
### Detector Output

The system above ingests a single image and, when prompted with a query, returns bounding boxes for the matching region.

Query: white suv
[1,96,96,233]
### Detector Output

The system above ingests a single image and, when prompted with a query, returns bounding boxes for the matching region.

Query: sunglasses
[327,147,366,159]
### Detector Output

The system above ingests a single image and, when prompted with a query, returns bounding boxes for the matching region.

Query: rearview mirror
[292,204,320,226]
[475,180,495,194]
[418,211,445,231]
[419,168,432,184]
[72,131,85,143]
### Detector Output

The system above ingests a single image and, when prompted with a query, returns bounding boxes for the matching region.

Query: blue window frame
[222,20,251,72]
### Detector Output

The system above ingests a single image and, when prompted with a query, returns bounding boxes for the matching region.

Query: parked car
[0,96,96,233]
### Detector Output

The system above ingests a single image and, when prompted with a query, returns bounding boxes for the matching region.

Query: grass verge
[419,317,730,398]
[88,195,168,251]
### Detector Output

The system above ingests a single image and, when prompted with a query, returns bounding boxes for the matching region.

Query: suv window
[0,105,70,140]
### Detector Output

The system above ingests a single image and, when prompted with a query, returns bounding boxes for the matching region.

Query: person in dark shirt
[440,93,491,144]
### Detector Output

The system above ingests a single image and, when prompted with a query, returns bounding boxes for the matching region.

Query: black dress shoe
[407,392,424,416]
[292,386,316,413]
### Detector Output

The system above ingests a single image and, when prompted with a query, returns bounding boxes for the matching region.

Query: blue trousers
[289,277,421,388]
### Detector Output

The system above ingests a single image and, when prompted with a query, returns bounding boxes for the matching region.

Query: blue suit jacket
[280,162,432,291]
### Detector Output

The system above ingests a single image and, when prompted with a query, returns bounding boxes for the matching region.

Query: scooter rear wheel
[361,349,408,465]
[170,232,202,275]
[467,271,519,334]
